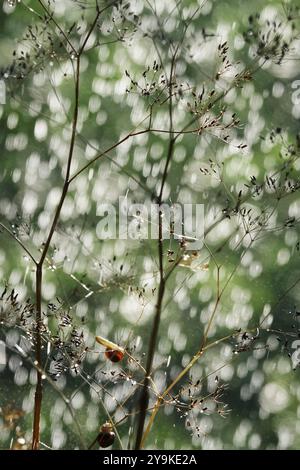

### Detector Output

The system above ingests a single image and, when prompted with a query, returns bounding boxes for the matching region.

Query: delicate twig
[9,340,87,449]
[0,222,37,265]
[69,128,150,183]
[134,46,178,450]
[37,0,77,54]
[31,49,81,451]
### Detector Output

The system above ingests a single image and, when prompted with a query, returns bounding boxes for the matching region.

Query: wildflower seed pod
[97,422,115,448]
[95,335,125,363]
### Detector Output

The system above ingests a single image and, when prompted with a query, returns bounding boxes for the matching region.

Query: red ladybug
[105,347,124,363]
[95,336,125,363]
[97,422,115,448]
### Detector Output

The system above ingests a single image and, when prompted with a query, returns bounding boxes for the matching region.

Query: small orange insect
[95,335,125,363]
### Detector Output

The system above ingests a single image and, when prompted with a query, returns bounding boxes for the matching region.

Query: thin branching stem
[0,222,37,265]
[31,49,81,451]
[134,49,178,449]
[38,0,77,54]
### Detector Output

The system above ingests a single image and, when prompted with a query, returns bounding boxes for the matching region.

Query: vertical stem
[134,55,176,449]
[26,2,116,450]
[32,264,43,450]
[134,211,165,449]
[31,54,81,450]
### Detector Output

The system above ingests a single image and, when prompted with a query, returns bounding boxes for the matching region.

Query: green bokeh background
[0,0,300,450]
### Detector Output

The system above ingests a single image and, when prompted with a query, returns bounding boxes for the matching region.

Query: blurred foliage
[0,0,300,450]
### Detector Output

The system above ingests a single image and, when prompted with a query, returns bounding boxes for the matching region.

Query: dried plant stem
[69,127,150,183]
[140,345,216,447]
[134,52,176,448]
[0,222,37,265]
[38,0,77,54]
[31,53,81,450]
[134,221,166,449]
[32,265,43,450]
[140,234,261,447]
[140,299,221,447]
[31,3,116,446]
